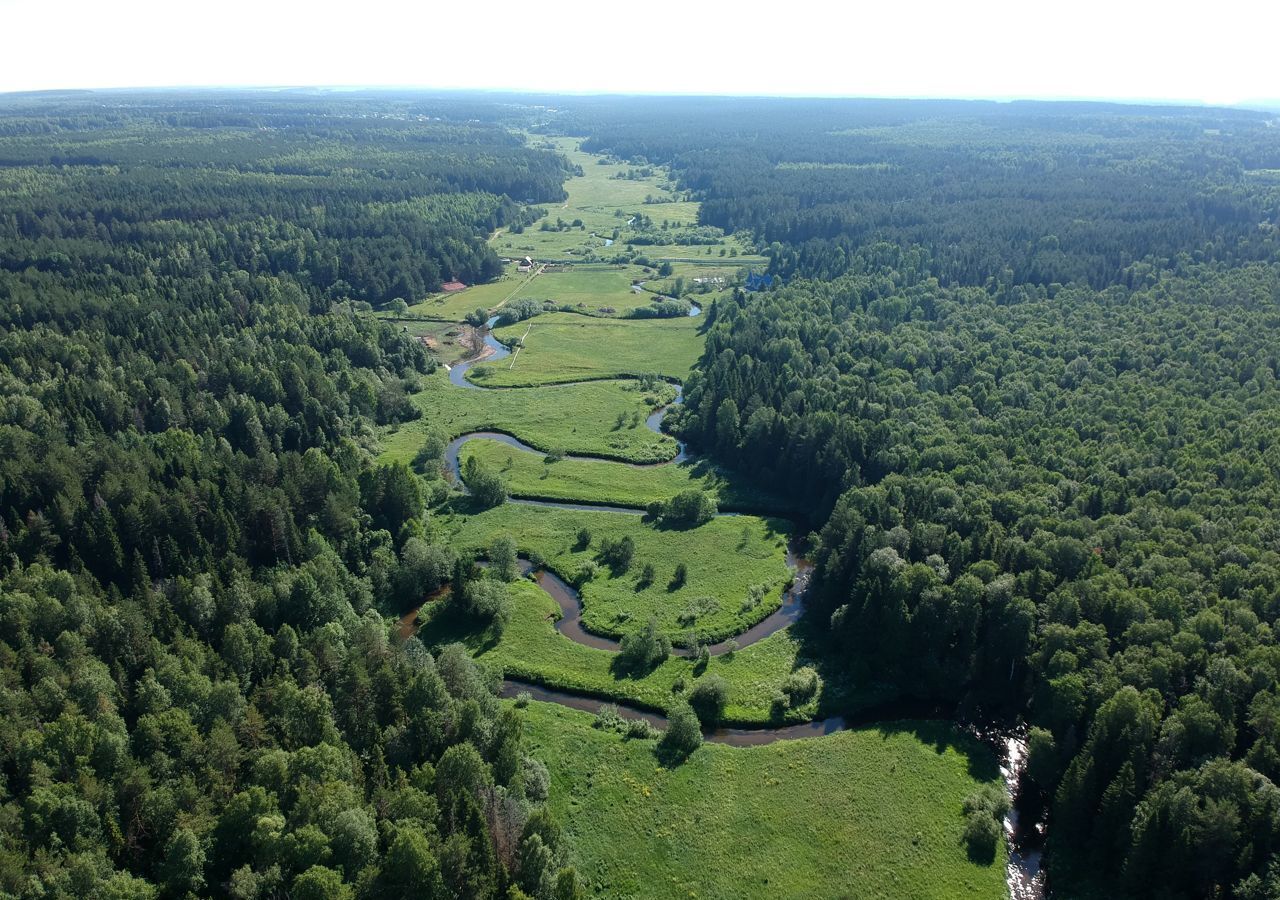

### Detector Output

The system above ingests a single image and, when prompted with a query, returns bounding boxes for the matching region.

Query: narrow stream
[498,677,1024,752]
[505,554,807,656]
[645,385,690,462]
[1002,735,1047,899]
[445,307,700,389]
[446,315,508,388]
[444,424,686,479]
[499,679,858,746]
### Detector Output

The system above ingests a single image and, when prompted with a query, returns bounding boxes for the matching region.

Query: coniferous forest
[580,98,1280,897]
[2,90,1280,899]
[0,94,578,898]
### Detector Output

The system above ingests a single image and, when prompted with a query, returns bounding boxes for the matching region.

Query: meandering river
[490,554,807,657]
[431,313,1044,897]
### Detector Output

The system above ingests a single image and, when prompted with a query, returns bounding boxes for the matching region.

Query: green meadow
[496,223,618,261]
[472,312,704,386]
[493,137,679,260]
[520,701,1009,900]
[415,264,536,319]
[458,437,797,514]
[368,262,537,322]
[443,502,792,643]
[492,136,760,263]
[380,372,679,465]
[635,199,701,225]
[509,265,659,315]
[647,258,768,290]
[420,579,820,724]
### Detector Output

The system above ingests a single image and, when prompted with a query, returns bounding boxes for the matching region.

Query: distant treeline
[0,95,571,305]
[568,96,1280,288]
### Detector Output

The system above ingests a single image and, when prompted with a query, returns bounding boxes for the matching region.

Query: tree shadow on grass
[695,307,714,337]
[438,494,503,517]
[412,600,510,655]
[873,720,1002,784]
[607,653,663,681]
[654,741,696,768]
[964,824,1001,866]
[765,594,1002,783]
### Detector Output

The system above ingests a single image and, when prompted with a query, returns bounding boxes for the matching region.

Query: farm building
[440,280,467,292]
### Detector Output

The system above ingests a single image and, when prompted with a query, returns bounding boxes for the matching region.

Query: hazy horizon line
[1,83,1277,113]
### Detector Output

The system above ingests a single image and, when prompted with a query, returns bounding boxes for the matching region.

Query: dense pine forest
[577,99,1280,897]
[0,94,581,898]
[3,89,1280,899]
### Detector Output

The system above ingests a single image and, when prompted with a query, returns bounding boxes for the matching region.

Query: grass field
[635,199,701,225]
[494,136,680,252]
[412,263,537,320]
[493,138,673,260]
[458,437,797,514]
[365,138,757,335]
[631,244,762,262]
[646,259,768,292]
[383,319,479,366]
[421,579,822,724]
[380,372,679,465]
[497,225,621,261]
[493,137,756,262]
[510,266,660,315]
[365,262,537,322]
[443,502,793,643]
[472,312,704,386]
[520,701,1009,899]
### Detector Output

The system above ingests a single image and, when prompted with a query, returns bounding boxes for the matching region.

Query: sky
[2,0,1278,106]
